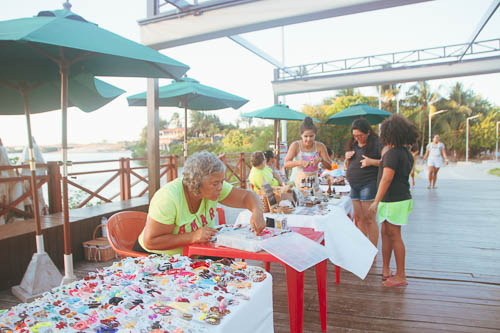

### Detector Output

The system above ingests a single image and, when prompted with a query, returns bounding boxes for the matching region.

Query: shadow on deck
[1,179,499,332]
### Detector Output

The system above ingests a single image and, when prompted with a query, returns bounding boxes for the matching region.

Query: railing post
[166,156,173,183]
[240,152,246,189]
[47,161,62,214]
[120,158,132,200]
[173,155,178,180]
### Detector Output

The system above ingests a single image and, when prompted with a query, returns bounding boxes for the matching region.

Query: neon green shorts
[377,199,413,226]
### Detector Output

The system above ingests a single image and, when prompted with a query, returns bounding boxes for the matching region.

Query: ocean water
[9,151,157,207]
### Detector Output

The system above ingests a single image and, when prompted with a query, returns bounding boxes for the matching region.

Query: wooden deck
[1,178,499,332]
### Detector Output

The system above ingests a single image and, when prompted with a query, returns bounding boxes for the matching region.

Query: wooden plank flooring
[1,179,499,332]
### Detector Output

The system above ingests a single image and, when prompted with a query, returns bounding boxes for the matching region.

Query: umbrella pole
[274,120,280,169]
[12,87,63,302]
[60,64,77,285]
[21,90,43,254]
[184,97,188,159]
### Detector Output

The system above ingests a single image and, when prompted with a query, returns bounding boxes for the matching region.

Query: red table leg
[284,265,305,333]
[315,260,327,332]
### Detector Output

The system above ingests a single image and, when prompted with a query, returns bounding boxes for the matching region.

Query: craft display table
[183,227,327,333]
[235,199,377,280]
[0,255,273,333]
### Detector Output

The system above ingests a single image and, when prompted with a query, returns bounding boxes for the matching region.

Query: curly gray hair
[182,151,225,195]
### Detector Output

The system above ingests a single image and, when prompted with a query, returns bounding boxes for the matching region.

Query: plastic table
[182,227,327,333]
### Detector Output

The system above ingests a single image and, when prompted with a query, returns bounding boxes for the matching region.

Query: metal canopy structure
[142,0,500,195]
[272,39,500,96]
[140,0,433,49]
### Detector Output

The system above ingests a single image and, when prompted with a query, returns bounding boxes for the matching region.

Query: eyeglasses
[353,134,366,138]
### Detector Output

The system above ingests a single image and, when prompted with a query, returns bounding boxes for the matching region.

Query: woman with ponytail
[284,117,332,187]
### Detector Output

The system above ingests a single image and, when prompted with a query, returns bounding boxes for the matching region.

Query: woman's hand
[360,155,380,168]
[345,151,355,160]
[192,227,218,244]
[250,211,266,235]
[299,160,310,168]
[368,201,379,217]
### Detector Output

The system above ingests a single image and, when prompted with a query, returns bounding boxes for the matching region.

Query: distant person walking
[344,118,381,247]
[423,134,448,189]
[369,114,419,287]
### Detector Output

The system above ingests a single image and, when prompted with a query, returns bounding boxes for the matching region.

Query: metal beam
[272,56,500,96]
[458,0,500,61]
[165,0,192,10]
[139,0,433,49]
[228,35,295,76]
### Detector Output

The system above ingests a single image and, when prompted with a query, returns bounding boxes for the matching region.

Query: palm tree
[170,112,182,128]
[379,83,401,112]
[405,81,440,154]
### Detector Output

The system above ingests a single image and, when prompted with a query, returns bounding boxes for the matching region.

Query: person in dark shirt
[344,118,381,247]
[369,114,419,287]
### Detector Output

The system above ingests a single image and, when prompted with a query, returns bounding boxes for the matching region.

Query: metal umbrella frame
[241,104,319,168]
[127,77,249,158]
[0,5,189,284]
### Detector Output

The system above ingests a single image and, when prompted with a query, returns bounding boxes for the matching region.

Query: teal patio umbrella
[326,103,391,125]
[0,74,124,300]
[241,104,319,168]
[127,77,249,158]
[0,4,189,285]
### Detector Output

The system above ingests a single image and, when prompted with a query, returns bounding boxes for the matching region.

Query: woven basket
[82,224,116,262]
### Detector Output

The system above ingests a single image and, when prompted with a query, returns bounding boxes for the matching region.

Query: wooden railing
[0,156,178,220]
[0,164,49,218]
[219,152,252,189]
[0,153,253,222]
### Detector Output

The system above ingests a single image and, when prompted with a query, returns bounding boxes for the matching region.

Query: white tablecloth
[235,202,377,279]
[0,256,274,333]
[220,272,274,333]
[324,194,354,217]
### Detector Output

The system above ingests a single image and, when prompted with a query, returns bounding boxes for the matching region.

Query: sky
[1,0,499,147]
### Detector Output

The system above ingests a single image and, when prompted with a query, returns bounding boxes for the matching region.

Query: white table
[220,272,273,333]
[0,256,274,333]
[324,194,354,217]
[235,201,377,280]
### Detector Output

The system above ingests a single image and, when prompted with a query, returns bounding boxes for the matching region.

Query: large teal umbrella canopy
[326,103,391,125]
[0,5,189,285]
[128,77,248,110]
[0,9,189,81]
[241,104,319,122]
[0,73,125,115]
[128,77,249,157]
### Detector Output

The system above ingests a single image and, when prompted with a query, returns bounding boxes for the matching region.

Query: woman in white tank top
[423,135,448,189]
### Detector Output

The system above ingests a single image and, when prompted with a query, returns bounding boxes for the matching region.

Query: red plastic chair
[107,211,149,258]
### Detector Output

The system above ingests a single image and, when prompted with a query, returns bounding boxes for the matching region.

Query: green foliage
[488,168,500,177]
[128,81,499,162]
[68,190,103,209]
[290,95,377,157]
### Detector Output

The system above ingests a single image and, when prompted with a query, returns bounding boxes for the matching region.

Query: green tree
[131,118,169,158]
[170,112,182,128]
[403,81,440,152]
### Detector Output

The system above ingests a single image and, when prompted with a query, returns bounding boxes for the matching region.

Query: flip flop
[382,270,394,281]
[382,278,408,287]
